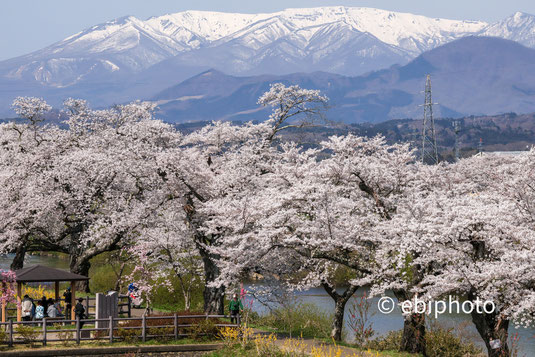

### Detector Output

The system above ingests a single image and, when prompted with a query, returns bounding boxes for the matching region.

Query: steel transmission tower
[453,120,461,161]
[421,75,439,164]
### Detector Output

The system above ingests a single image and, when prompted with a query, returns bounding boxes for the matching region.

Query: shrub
[15,325,39,347]
[347,293,375,347]
[188,319,219,341]
[148,326,174,341]
[116,327,140,344]
[425,322,483,357]
[253,302,332,339]
[21,285,55,301]
[365,323,484,357]
[0,329,6,344]
[54,324,74,346]
[365,330,402,351]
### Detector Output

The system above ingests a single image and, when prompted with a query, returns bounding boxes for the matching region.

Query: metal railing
[0,314,237,346]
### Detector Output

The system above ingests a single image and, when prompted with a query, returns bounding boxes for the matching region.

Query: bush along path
[211,325,419,357]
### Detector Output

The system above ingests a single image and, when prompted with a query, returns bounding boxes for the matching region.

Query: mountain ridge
[1,8,535,118]
[0,6,514,88]
[150,37,535,123]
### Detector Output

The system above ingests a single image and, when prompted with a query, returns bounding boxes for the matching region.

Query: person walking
[74,298,86,328]
[228,294,243,325]
[21,295,33,321]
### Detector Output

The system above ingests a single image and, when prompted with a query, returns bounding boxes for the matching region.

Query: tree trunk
[10,244,27,270]
[114,261,126,292]
[400,312,426,354]
[470,309,510,357]
[184,290,191,311]
[183,192,225,315]
[70,257,91,293]
[394,290,426,355]
[201,253,225,315]
[322,282,359,342]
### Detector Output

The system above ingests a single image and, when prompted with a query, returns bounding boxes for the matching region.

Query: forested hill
[176,112,535,161]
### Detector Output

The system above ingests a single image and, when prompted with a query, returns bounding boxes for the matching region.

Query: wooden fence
[0,314,237,347]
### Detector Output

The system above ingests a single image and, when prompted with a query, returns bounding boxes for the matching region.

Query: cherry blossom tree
[213,134,417,342]
[153,83,329,314]
[0,98,182,291]
[386,153,535,356]
[130,207,203,311]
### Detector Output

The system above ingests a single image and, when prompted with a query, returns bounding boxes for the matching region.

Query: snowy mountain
[0,7,489,87]
[480,12,535,48]
[1,7,535,117]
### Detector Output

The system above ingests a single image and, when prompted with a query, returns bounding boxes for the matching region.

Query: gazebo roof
[14,265,89,283]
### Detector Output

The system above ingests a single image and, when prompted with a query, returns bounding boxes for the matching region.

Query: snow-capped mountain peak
[1,6,535,91]
[480,11,535,47]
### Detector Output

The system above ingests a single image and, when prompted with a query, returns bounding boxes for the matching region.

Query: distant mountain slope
[0,7,488,86]
[1,7,535,120]
[0,6,510,115]
[152,37,535,123]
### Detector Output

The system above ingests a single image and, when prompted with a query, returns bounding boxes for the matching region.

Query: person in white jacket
[21,295,33,321]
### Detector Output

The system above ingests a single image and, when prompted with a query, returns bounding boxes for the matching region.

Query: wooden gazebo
[3,265,89,322]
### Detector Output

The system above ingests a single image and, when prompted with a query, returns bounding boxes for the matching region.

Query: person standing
[63,287,72,319]
[228,294,243,325]
[21,295,33,321]
[40,296,49,317]
[74,298,86,328]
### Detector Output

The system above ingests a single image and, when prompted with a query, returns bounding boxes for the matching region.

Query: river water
[245,285,535,355]
[2,254,533,355]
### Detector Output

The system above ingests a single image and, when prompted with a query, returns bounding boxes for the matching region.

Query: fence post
[42,318,47,346]
[174,313,178,340]
[141,314,146,342]
[8,320,13,347]
[108,315,113,343]
[86,296,90,317]
[127,296,131,318]
[76,316,80,344]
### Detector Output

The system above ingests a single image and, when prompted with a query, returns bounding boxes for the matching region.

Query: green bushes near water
[249,302,333,340]
[366,322,484,357]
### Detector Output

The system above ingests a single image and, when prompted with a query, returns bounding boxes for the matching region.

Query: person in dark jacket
[40,296,49,317]
[74,298,86,328]
[228,294,243,325]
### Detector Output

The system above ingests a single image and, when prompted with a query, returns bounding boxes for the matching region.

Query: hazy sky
[2,0,535,61]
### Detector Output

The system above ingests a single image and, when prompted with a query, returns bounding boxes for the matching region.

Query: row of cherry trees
[0,85,533,356]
